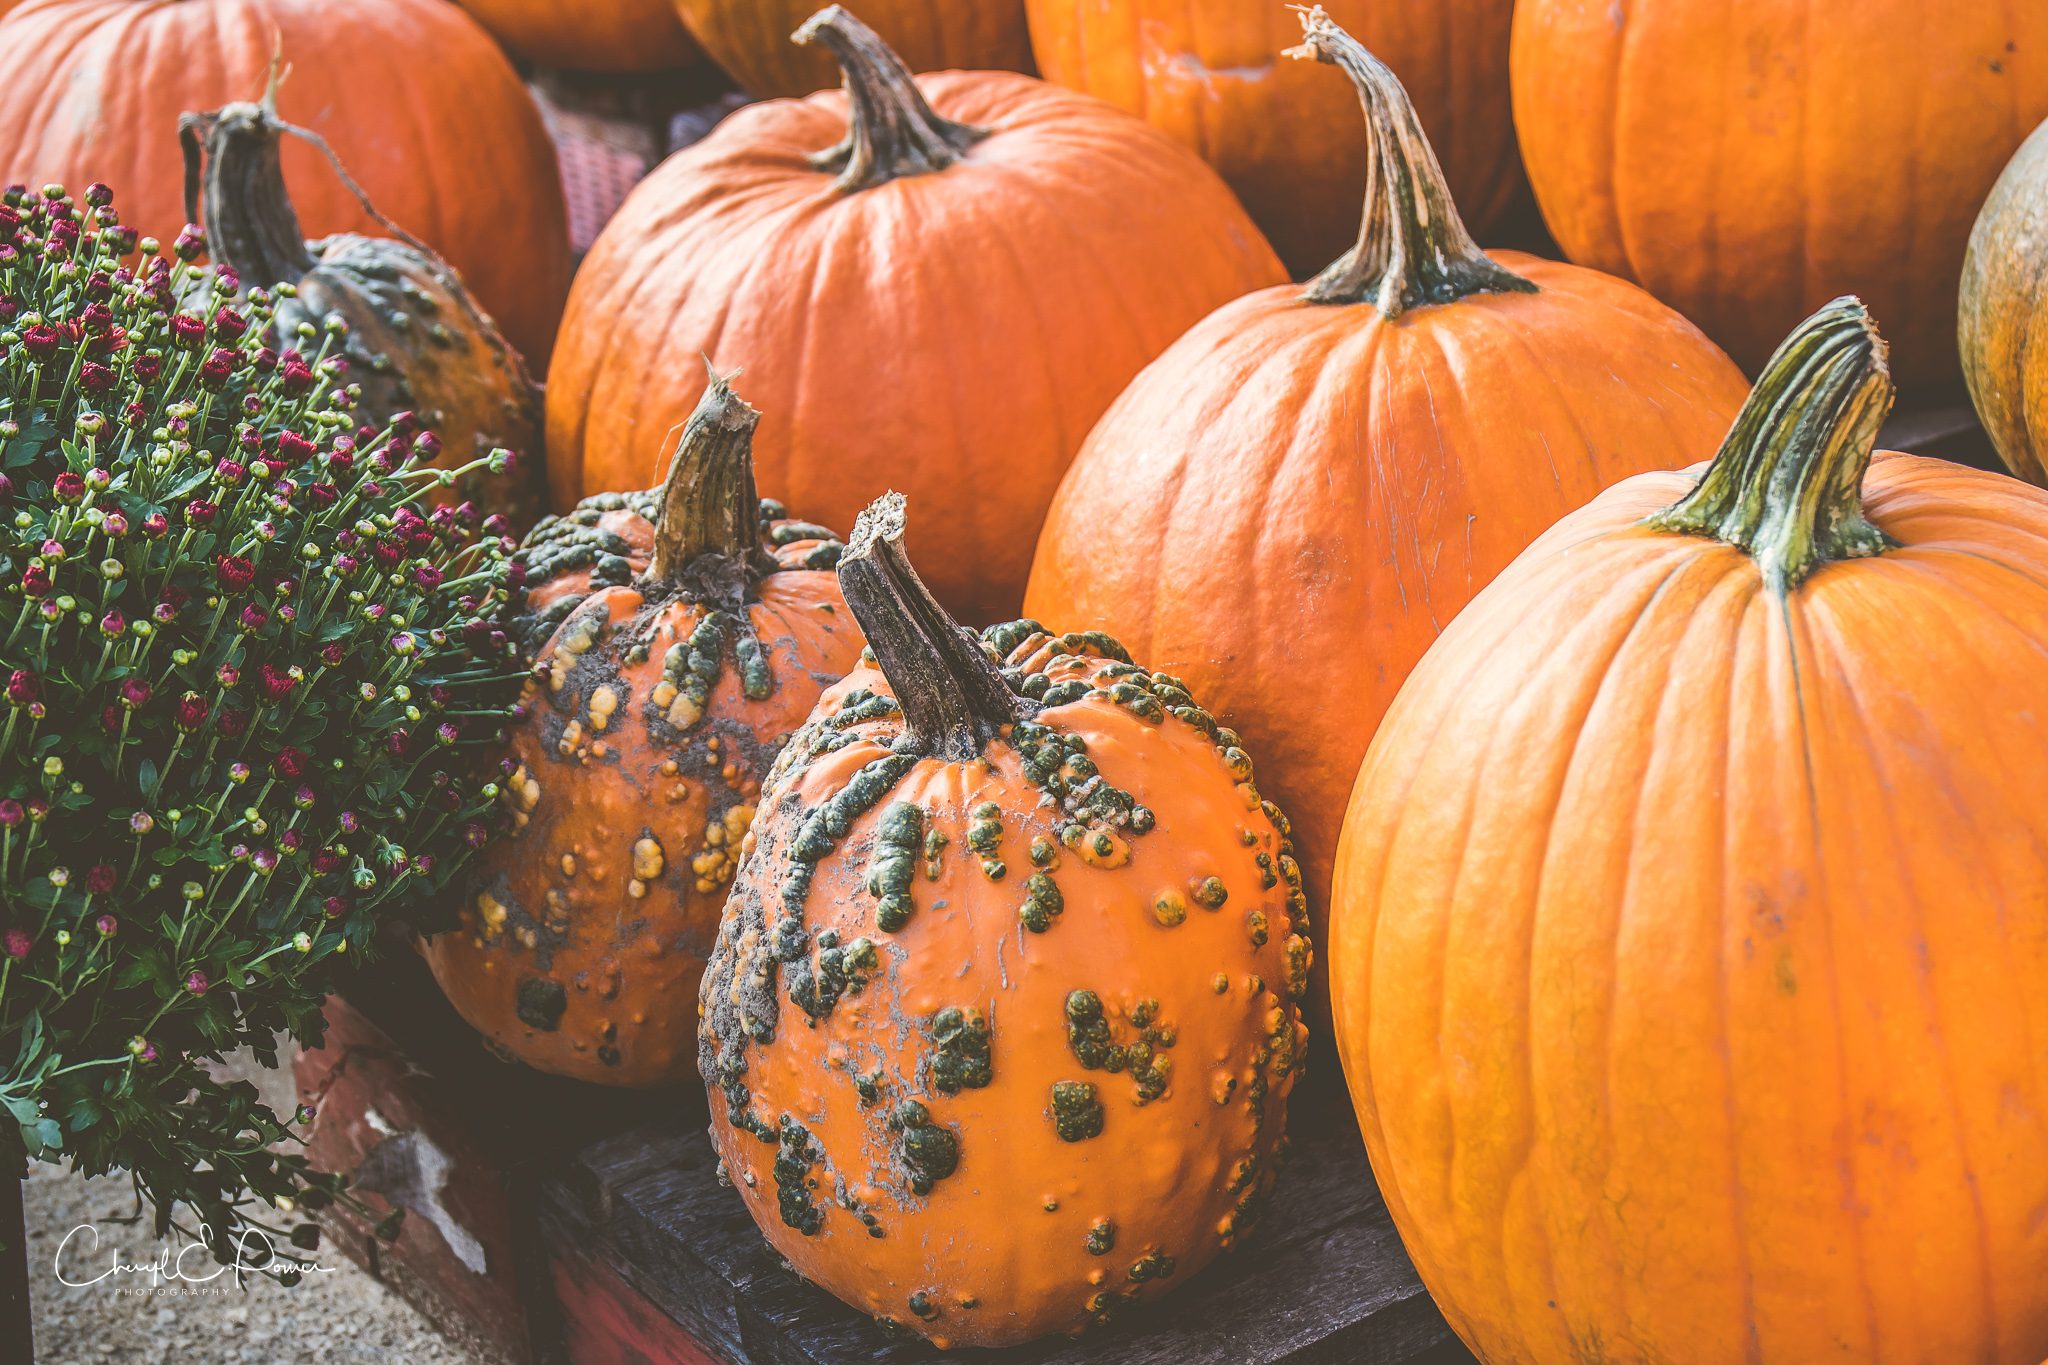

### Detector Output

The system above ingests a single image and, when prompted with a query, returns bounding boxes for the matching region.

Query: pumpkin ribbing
[1961,118,2048,488]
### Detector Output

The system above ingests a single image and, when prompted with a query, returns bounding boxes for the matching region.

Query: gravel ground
[20,1048,479,1365]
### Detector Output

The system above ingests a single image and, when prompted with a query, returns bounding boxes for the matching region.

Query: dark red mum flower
[20,324,60,360]
[312,850,345,874]
[212,305,248,340]
[198,347,235,389]
[19,564,49,597]
[78,360,113,394]
[6,670,36,705]
[274,430,316,464]
[216,707,247,737]
[215,554,255,591]
[174,692,209,732]
[272,746,307,778]
[412,563,443,591]
[185,500,217,527]
[279,360,315,395]
[51,471,84,503]
[259,664,297,701]
[131,351,162,382]
[86,864,116,894]
[169,314,205,349]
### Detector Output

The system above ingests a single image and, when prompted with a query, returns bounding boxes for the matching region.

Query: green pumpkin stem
[796,5,989,193]
[178,91,317,287]
[838,492,1026,761]
[1289,6,1533,316]
[1647,296,1898,594]
[647,368,776,588]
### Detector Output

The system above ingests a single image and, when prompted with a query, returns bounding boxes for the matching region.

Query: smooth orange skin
[1025,255,1750,981]
[701,634,1307,1347]
[546,71,1285,626]
[1961,117,2048,487]
[671,0,1031,98]
[423,561,863,1088]
[0,0,571,363]
[456,0,701,72]
[1025,0,1520,276]
[1332,454,2048,1364]
[1511,0,2048,382]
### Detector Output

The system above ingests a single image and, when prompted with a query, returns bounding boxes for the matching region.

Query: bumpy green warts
[892,1100,961,1195]
[868,801,924,931]
[1050,1080,1105,1143]
[926,1007,993,1093]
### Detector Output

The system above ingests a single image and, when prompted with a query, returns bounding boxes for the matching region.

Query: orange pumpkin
[1025,0,1519,277]
[0,0,570,363]
[1961,117,2048,487]
[671,0,1030,97]
[1332,298,2048,1364]
[1512,0,2048,381]
[699,492,1309,1347]
[424,373,865,1087]
[457,0,701,72]
[547,5,1284,625]
[1024,9,1749,970]
[182,94,545,524]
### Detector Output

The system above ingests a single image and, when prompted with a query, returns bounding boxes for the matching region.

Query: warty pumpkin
[698,492,1309,1349]
[0,0,570,363]
[1512,0,2048,382]
[423,372,866,1087]
[1331,298,2048,1364]
[1024,0,1519,277]
[671,0,1030,98]
[1024,8,1750,978]
[1962,117,2048,487]
[547,5,1285,625]
[457,0,701,73]
[182,95,545,525]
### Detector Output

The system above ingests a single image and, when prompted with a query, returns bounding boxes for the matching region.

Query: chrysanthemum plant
[0,182,524,1278]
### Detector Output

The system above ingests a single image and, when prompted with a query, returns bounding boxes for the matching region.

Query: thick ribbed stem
[838,493,1026,760]
[1647,297,1899,593]
[647,371,774,588]
[795,5,988,193]
[1288,6,1533,316]
[179,99,316,286]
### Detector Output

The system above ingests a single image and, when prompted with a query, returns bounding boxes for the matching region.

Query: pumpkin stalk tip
[180,99,317,288]
[796,5,988,193]
[839,493,1026,760]
[1290,6,1533,316]
[1647,296,1898,593]
[646,373,773,590]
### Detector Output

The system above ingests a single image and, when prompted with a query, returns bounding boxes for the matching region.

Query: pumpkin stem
[795,5,989,193]
[647,367,777,592]
[1287,7,1533,316]
[1647,297,1898,594]
[839,492,1027,760]
[178,95,317,286]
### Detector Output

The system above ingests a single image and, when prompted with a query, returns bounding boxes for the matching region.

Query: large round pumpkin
[1332,298,2048,1364]
[699,492,1309,1348]
[457,0,701,72]
[183,95,545,524]
[671,0,1029,98]
[0,0,570,363]
[548,5,1283,624]
[1961,117,2048,487]
[1512,0,2048,382]
[1024,0,1518,277]
[424,373,866,1087]
[1024,9,1749,971]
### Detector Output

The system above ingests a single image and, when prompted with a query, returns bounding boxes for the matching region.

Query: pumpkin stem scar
[646,368,782,595]
[179,100,318,286]
[795,5,991,193]
[1646,296,1899,594]
[839,492,1031,760]
[1286,6,1536,317]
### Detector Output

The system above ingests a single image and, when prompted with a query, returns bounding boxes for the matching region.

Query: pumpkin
[548,5,1283,625]
[1331,297,2048,1364]
[1961,117,2048,487]
[1024,8,1750,976]
[0,0,570,363]
[671,0,1030,98]
[423,372,865,1087]
[698,491,1309,1348]
[1512,0,2048,382]
[457,0,701,73]
[1024,0,1518,277]
[182,94,545,524]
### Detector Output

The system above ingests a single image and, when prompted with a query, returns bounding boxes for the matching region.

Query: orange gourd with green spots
[424,373,864,1086]
[698,493,1309,1347]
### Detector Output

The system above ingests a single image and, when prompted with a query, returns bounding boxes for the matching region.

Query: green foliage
[0,181,522,1274]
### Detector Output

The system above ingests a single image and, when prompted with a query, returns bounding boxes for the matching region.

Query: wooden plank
[545,1090,1472,1365]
